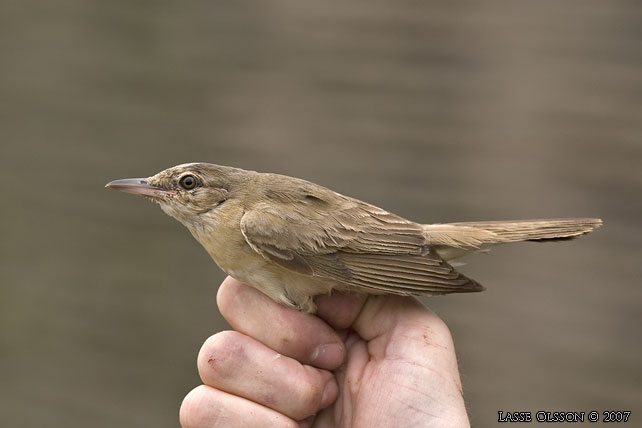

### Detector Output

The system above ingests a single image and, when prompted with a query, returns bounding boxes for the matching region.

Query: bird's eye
[179,174,198,190]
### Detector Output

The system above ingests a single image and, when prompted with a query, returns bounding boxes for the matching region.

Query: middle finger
[198,330,339,421]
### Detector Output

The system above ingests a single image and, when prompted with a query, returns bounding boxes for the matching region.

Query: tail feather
[424,218,602,247]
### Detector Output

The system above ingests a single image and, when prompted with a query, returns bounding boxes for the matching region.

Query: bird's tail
[423,218,602,259]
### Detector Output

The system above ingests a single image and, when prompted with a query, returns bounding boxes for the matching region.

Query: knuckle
[217,277,254,320]
[202,330,243,353]
[198,331,247,381]
[179,386,222,428]
[409,309,453,347]
[180,385,299,428]
[294,370,323,418]
[216,277,236,315]
[429,315,451,338]
[428,315,453,345]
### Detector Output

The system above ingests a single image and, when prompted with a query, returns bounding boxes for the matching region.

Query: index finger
[217,277,346,370]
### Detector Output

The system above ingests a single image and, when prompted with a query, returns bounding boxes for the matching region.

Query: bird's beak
[105,178,170,199]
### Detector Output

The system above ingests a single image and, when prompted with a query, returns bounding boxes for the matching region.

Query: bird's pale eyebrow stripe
[178,172,196,180]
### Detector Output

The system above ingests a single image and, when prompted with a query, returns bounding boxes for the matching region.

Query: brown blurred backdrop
[1,1,641,427]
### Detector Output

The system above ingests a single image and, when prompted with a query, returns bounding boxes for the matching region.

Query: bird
[106,163,602,313]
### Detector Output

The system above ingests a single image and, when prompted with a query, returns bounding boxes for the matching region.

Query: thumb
[316,293,458,366]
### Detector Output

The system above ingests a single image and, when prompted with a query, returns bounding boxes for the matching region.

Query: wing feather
[309,253,483,295]
[240,184,484,296]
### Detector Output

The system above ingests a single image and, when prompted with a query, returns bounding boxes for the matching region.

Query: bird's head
[106,163,248,232]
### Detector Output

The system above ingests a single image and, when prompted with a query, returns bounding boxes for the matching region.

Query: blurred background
[1,1,641,427]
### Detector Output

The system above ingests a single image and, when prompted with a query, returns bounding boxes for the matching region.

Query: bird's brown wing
[240,198,483,295]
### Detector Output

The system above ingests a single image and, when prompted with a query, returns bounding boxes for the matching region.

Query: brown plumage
[106,163,602,313]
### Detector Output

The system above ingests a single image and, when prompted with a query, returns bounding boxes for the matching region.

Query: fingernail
[321,378,338,408]
[310,342,344,369]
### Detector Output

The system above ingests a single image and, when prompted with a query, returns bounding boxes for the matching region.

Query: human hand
[180,276,470,427]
